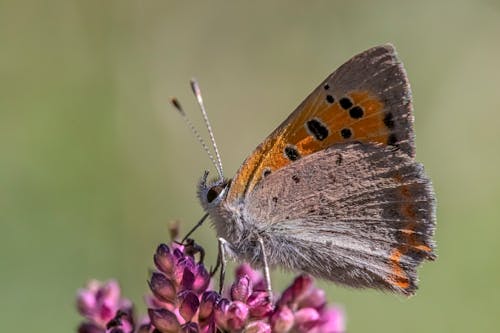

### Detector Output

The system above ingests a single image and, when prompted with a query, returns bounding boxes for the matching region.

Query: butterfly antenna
[190,79,224,179]
[170,97,220,174]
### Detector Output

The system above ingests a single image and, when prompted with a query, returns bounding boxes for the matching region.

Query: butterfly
[191,44,436,296]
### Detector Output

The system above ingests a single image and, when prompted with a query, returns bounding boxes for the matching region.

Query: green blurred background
[1,0,499,331]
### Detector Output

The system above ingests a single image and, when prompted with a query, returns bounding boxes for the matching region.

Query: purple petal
[199,321,216,333]
[154,244,176,274]
[231,275,253,302]
[298,288,326,310]
[226,301,249,331]
[270,306,294,333]
[100,280,121,301]
[136,322,153,333]
[98,303,115,325]
[181,322,200,333]
[107,321,134,333]
[95,280,121,311]
[172,254,196,287]
[173,248,184,259]
[245,321,271,333]
[317,307,345,333]
[144,293,175,311]
[76,289,97,317]
[192,264,211,293]
[293,307,320,331]
[148,273,176,303]
[179,291,200,322]
[199,291,220,320]
[76,280,133,327]
[106,309,135,333]
[180,266,195,290]
[214,298,231,330]
[78,322,105,333]
[148,308,181,333]
[235,264,263,286]
[278,274,313,307]
[247,291,273,318]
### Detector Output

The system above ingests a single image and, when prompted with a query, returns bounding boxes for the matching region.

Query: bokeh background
[2,0,499,332]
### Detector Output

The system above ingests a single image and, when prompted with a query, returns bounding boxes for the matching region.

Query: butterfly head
[198,170,231,210]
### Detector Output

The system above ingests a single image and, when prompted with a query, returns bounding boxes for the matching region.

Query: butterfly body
[198,44,436,296]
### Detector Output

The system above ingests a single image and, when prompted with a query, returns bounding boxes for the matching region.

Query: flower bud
[214,298,230,330]
[180,322,200,333]
[231,275,252,302]
[271,305,294,333]
[247,291,273,318]
[317,307,345,333]
[148,308,180,333]
[298,288,326,310]
[148,272,176,303]
[77,322,103,333]
[245,321,272,333]
[293,307,320,331]
[226,301,249,331]
[278,274,313,307]
[154,244,176,274]
[199,291,219,321]
[192,264,211,293]
[178,290,200,322]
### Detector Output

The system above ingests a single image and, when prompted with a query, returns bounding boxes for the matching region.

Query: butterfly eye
[206,185,223,203]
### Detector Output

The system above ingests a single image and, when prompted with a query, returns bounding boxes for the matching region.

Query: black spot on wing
[384,112,395,129]
[306,118,329,141]
[340,128,352,139]
[349,106,364,119]
[284,145,300,161]
[339,97,353,109]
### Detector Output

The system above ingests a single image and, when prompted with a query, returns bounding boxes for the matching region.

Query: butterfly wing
[222,44,435,295]
[244,142,436,295]
[227,44,415,202]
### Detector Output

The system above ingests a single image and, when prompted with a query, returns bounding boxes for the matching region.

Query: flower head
[147,240,213,332]
[77,225,345,332]
[76,280,137,333]
[210,265,344,333]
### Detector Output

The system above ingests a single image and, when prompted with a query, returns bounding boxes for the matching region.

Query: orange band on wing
[228,90,390,201]
[387,175,435,291]
[389,248,410,289]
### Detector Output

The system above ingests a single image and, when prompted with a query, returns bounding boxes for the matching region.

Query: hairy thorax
[209,200,266,266]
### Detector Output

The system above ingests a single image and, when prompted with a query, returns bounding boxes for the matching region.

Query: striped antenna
[170,97,221,176]
[190,79,224,179]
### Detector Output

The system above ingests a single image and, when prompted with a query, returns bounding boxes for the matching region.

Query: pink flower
[76,280,137,333]
[76,226,345,332]
[147,242,213,332]
[212,269,344,332]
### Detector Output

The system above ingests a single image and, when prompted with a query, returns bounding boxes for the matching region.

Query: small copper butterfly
[178,44,436,296]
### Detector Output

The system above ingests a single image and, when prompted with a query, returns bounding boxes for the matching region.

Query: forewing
[228,44,414,202]
[244,143,436,295]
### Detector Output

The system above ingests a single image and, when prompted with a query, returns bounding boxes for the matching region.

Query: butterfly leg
[209,255,220,278]
[182,238,205,264]
[258,237,273,303]
[216,237,229,294]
